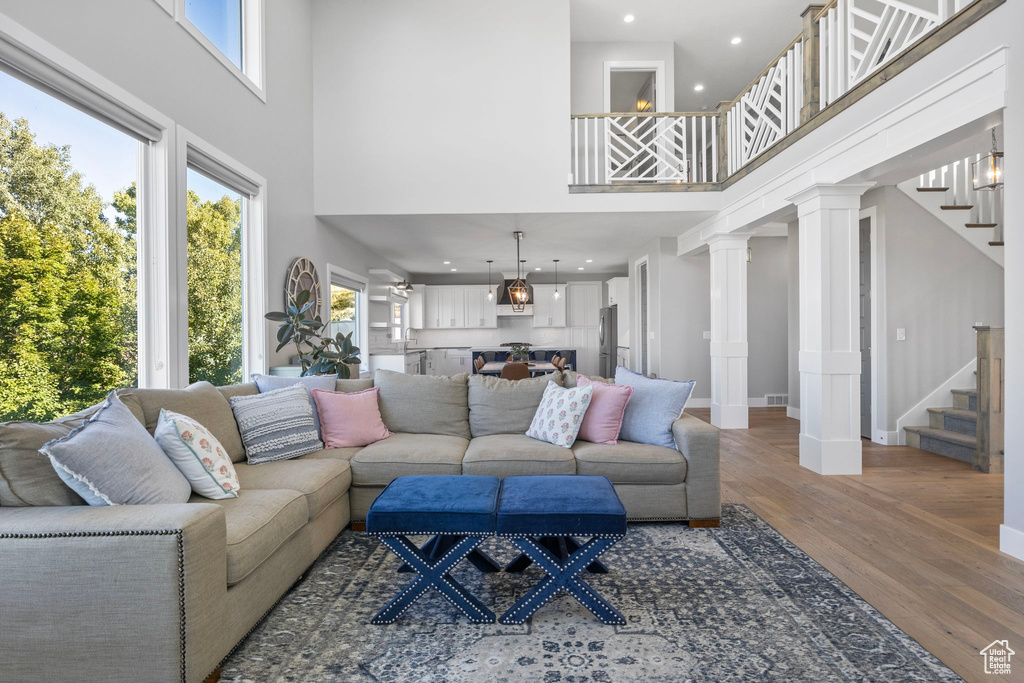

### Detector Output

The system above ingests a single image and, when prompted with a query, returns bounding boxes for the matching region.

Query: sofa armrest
[672,414,721,520]
[0,503,227,683]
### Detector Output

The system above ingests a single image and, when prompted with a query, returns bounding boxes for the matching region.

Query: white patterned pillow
[154,409,239,499]
[525,382,594,449]
[229,384,324,464]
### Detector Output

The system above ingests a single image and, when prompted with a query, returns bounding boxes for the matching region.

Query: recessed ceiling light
[731,36,742,45]
[578,267,585,271]
[694,84,704,92]
[443,261,450,264]
[450,268,457,272]
[534,267,542,271]
[586,259,593,263]
[623,14,635,23]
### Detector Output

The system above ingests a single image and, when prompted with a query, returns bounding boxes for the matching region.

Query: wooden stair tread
[989,241,1005,246]
[903,426,977,448]
[916,187,949,192]
[926,407,978,421]
[964,223,998,228]
[950,389,977,398]
[939,205,973,210]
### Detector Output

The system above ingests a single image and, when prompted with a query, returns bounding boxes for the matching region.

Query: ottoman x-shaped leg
[373,535,495,625]
[499,537,625,626]
[398,534,501,574]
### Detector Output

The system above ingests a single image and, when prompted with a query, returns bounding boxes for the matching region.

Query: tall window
[0,71,138,421]
[185,0,243,69]
[331,284,359,340]
[186,168,244,385]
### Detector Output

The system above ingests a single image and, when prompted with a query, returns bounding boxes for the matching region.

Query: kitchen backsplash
[369,327,406,354]
[410,317,571,349]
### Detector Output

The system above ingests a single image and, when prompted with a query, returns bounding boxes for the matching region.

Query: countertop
[469,346,576,352]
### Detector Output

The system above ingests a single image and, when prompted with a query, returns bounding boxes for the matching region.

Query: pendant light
[972,129,1004,191]
[507,231,529,312]
[486,260,495,301]
[552,259,561,300]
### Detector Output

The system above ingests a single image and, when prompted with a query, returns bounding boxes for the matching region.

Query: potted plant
[508,343,532,363]
[264,290,361,378]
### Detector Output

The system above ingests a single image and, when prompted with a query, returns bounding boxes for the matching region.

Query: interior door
[639,262,649,376]
[859,218,872,439]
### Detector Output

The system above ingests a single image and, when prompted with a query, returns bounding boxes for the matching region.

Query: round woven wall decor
[285,257,322,314]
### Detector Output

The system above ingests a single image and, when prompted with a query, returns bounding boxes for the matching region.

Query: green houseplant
[508,343,532,362]
[264,290,361,378]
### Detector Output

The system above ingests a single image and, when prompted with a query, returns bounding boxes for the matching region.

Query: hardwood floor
[685,407,1020,683]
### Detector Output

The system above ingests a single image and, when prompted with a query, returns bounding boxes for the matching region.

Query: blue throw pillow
[614,367,695,449]
[252,373,337,437]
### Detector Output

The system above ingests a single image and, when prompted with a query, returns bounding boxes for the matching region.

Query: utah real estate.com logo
[980,640,1014,675]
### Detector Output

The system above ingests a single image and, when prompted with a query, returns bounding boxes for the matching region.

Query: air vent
[765,394,789,407]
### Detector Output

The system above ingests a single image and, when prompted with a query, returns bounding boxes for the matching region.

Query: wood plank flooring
[685,407,1020,683]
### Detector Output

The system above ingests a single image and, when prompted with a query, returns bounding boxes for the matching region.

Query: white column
[708,234,750,429]
[788,184,873,474]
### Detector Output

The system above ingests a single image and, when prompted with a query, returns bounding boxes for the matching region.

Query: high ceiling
[322,211,714,277]
[571,0,810,111]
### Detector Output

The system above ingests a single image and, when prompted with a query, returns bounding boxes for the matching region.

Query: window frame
[176,125,268,386]
[172,0,265,101]
[326,265,369,376]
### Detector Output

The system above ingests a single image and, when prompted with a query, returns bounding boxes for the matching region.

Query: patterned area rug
[221,504,961,682]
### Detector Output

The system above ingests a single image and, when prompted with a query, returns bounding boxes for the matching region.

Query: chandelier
[507,231,529,312]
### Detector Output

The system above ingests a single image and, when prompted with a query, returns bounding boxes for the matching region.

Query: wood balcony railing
[569,0,1002,190]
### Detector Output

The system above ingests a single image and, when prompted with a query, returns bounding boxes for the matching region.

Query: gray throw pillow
[614,367,696,449]
[251,373,338,437]
[40,392,191,506]
[374,370,470,438]
[229,384,324,464]
[468,372,563,437]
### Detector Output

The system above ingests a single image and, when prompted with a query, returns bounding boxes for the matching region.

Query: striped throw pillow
[229,384,324,464]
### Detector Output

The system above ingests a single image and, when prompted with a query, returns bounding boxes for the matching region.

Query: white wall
[861,186,1004,431]
[999,0,1024,561]
[570,42,675,114]
[0,0,406,369]
[787,222,800,413]
[747,237,789,400]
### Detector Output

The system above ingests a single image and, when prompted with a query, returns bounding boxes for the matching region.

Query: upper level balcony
[569,0,998,193]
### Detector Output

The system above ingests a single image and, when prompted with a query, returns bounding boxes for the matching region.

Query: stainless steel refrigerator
[598,306,618,378]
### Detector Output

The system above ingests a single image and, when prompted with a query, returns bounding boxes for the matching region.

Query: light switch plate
[896,328,906,341]
[703,331,712,340]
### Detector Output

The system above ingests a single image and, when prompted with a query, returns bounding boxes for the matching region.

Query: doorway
[636,258,649,376]
[603,61,667,113]
[860,217,872,439]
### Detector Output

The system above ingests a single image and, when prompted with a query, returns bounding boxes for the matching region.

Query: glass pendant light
[507,232,529,312]
[972,129,1004,191]
[486,260,495,301]
[552,259,561,300]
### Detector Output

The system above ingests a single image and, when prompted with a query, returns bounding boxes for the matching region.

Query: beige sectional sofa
[0,370,719,683]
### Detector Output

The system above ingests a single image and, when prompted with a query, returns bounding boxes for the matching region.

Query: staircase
[903,382,978,463]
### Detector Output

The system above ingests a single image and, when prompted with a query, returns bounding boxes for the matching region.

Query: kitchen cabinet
[530,284,566,328]
[463,286,497,328]
[606,276,631,348]
[439,287,465,328]
[567,282,600,327]
[408,288,424,329]
[423,287,442,329]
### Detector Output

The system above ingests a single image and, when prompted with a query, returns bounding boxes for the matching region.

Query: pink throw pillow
[576,375,634,445]
[312,387,392,448]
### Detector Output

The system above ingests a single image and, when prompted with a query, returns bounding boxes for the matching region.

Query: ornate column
[708,234,751,429]
[788,184,872,474]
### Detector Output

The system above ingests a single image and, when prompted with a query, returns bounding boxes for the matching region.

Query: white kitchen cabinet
[531,284,566,328]
[423,287,442,329]
[408,288,424,329]
[463,286,497,328]
[567,282,600,327]
[438,287,465,328]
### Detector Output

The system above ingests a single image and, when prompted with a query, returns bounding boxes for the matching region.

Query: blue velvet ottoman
[366,475,501,624]
[497,475,627,625]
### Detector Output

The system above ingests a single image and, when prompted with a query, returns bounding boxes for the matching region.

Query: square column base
[799,434,862,475]
[711,402,749,429]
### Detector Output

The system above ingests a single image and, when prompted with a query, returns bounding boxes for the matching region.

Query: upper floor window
[185,0,242,70]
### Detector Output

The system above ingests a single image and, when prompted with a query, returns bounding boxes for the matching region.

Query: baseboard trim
[686,398,711,408]
[786,406,800,420]
[1000,524,1024,561]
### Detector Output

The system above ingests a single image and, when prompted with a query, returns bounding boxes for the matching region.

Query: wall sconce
[972,130,1003,190]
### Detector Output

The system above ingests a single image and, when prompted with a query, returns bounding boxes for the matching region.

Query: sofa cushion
[154,409,240,500]
[0,404,101,506]
[312,387,392,448]
[336,378,375,392]
[614,367,695,449]
[563,371,611,388]
[468,372,563,437]
[233,459,350,519]
[350,433,468,486]
[374,370,470,439]
[41,393,192,506]
[119,382,246,463]
[299,447,362,462]
[192,488,307,585]
[576,375,633,445]
[525,383,594,449]
[217,383,259,400]
[252,374,338,437]
[572,440,687,485]
[463,434,576,477]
